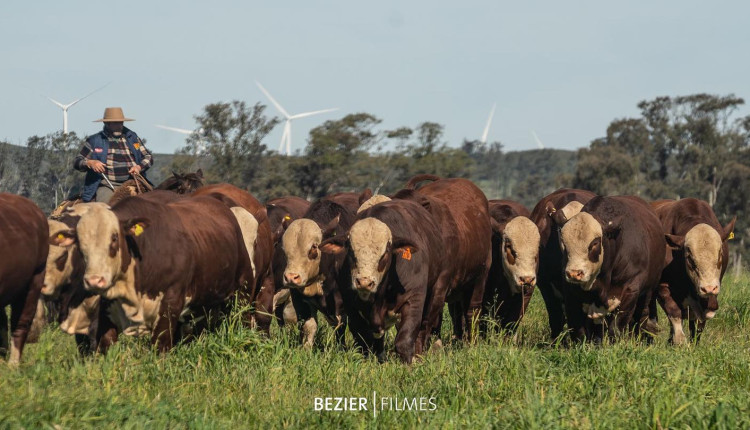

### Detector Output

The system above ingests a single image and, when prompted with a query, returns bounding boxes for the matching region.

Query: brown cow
[651,198,735,344]
[267,196,311,326]
[0,194,48,365]
[192,184,274,334]
[558,195,666,341]
[482,200,540,334]
[396,175,493,342]
[530,188,597,341]
[66,194,255,352]
[321,199,446,363]
[279,199,355,347]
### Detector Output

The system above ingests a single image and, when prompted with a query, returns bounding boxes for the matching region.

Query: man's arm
[73,142,93,172]
[138,141,153,173]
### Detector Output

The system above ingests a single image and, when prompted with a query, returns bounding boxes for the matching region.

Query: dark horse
[156,169,205,194]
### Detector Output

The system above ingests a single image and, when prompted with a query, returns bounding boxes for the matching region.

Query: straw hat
[93,107,134,122]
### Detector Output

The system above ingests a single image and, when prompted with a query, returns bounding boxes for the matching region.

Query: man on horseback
[73,107,154,203]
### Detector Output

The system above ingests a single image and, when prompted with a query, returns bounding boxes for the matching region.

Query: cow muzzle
[565,269,585,283]
[355,277,376,293]
[284,272,304,288]
[84,274,109,292]
[699,285,720,297]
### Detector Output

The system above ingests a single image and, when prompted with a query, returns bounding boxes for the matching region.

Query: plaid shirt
[75,128,153,183]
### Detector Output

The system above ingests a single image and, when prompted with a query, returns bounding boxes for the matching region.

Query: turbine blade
[290,108,339,120]
[531,130,545,149]
[285,121,292,156]
[255,81,290,119]
[155,124,195,134]
[46,97,65,109]
[480,103,496,144]
[68,81,112,108]
[279,120,290,153]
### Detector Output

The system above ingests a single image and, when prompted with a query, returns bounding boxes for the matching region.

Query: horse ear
[196,168,204,178]
[172,170,181,179]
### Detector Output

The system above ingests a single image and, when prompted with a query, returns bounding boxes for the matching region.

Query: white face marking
[357,195,391,214]
[281,219,323,287]
[582,302,607,324]
[348,218,392,297]
[560,212,603,291]
[44,220,76,296]
[75,203,123,292]
[501,216,541,294]
[230,207,259,278]
[684,224,723,298]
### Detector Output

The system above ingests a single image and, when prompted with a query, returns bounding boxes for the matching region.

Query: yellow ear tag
[57,233,65,240]
[283,215,291,220]
[729,231,735,240]
[133,224,144,237]
[402,247,412,261]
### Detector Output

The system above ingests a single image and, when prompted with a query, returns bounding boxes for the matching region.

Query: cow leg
[448,301,463,341]
[0,307,8,358]
[94,301,119,354]
[152,301,182,353]
[420,273,450,350]
[26,299,46,344]
[394,300,424,364]
[537,281,567,342]
[8,270,44,366]
[253,274,275,335]
[689,319,706,344]
[656,282,686,345]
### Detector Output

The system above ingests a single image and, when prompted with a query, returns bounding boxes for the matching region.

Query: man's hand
[129,165,142,175]
[86,159,106,173]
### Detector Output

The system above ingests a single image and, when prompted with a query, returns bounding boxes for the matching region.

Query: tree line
[1,93,747,268]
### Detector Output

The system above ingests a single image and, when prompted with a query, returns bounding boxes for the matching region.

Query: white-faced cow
[530,188,597,341]
[558,195,665,342]
[482,200,540,334]
[651,198,735,344]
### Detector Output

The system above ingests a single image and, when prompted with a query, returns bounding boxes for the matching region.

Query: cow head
[560,212,607,291]
[494,216,540,294]
[666,221,731,298]
[43,219,79,297]
[72,203,149,294]
[357,195,391,214]
[281,216,339,289]
[321,217,417,301]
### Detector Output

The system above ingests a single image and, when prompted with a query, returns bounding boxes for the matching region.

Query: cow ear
[603,217,622,238]
[358,188,373,206]
[665,234,685,250]
[123,218,150,237]
[274,216,292,243]
[392,239,419,261]
[722,216,737,242]
[171,170,181,179]
[321,214,341,238]
[320,236,347,255]
[196,168,204,178]
[50,229,76,247]
[490,218,505,235]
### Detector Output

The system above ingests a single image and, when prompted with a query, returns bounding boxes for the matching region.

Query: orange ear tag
[402,247,412,260]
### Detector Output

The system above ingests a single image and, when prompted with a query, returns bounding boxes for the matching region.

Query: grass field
[2,277,750,429]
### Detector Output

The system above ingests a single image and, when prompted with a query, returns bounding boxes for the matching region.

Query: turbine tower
[531,130,545,149]
[255,81,339,156]
[155,124,206,154]
[46,82,111,134]
[480,102,497,144]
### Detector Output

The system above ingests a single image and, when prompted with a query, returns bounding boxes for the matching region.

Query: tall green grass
[2,276,750,429]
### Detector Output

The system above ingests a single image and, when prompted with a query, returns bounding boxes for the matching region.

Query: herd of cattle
[0,171,737,365]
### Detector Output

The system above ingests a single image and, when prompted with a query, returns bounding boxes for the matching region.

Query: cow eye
[505,243,516,265]
[109,233,119,257]
[308,244,319,260]
[55,251,68,271]
[686,253,697,270]
[587,237,602,262]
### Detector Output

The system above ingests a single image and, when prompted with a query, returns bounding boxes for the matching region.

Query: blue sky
[1,1,748,154]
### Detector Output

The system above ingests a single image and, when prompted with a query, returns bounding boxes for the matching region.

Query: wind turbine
[530,130,545,149]
[255,81,339,156]
[155,124,206,154]
[480,102,497,144]
[45,82,111,134]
